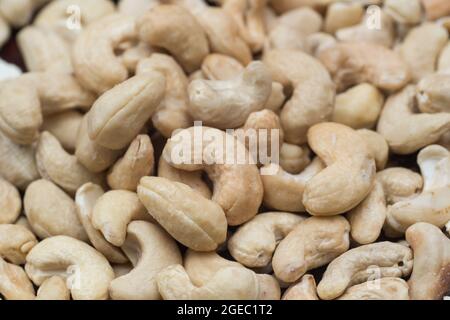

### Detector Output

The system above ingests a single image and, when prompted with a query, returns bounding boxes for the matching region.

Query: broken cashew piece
[317,242,413,300]
[25,236,114,300]
[406,222,450,300]
[303,122,376,216]
[109,221,182,300]
[273,216,350,283]
[228,212,306,268]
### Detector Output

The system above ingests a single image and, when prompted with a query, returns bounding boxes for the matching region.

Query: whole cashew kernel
[188,61,272,129]
[25,236,114,300]
[406,222,450,300]
[325,2,364,35]
[228,212,306,267]
[0,224,37,265]
[24,179,88,241]
[377,167,424,205]
[0,257,35,300]
[272,216,350,283]
[317,242,413,300]
[138,4,209,73]
[91,190,153,247]
[109,221,182,300]
[138,176,227,251]
[303,122,376,216]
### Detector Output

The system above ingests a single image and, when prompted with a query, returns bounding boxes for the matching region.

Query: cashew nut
[0,257,35,300]
[279,143,311,174]
[338,278,410,300]
[282,275,319,300]
[42,110,83,152]
[25,236,114,300]
[325,2,364,35]
[417,73,450,113]
[384,0,422,25]
[377,167,423,205]
[273,216,350,283]
[35,276,70,300]
[357,129,389,171]
[0,177,21,224]
[421,0,450,20]
[0,224,37,265]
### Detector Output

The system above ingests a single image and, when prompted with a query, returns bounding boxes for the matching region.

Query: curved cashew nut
[0,178,22,224]
[318,42,410,92]
[157,264,260,300]
[75,115,123,173]
[138,4,209,73]
[399,23,448,82]
[36,131,104,195]
[0,73,95,145]
[228,212,306,267]
[25,236,114,300]
[188,61,272,129]
[109,221,182,300]
[303,122,376,216]
[87,72,165,150]
[107,134,155,191]
[24,179,88,241]
[406,222,450,300]
[91,190,153,247]
[0,224,37,265]
[385,145,450,234]
[73,14,137,94]
[317,242,413,300]
[282,275,319,300]
[263,49,335,145]
[273,216,350,283]
[377,167,423,204]
[338,278,410,300]
[184,250,280,300]
[347,180,386,245]
[261,158,324,212]
[36,276,70,300]
[136,54,191,138]
[279,143,311,174]
[75,183,128,264]
[0,257,35,300]
[138,176,227,251]
[161,126,263,225]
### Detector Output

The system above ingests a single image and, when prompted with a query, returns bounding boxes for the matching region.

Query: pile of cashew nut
[0,0,450,301]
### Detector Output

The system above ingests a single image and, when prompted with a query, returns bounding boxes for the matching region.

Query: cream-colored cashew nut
[109,221,182,300]
[406,222,450,300]
[0,178,22,224]
[357,129,389,171]
[107,135,154,192]
[91,190,153,247]
[0,257,35,300]
[36,132,104,195]
[385,145,450,234]
[279,144,311,174]
[384,0,422,24]
[161,127,263,225]
[317,242,413,300]
[303,123,376,216]
[75,183,128,264]
[417,73,450,113]
[157,264,260,300]
[332,83,384,130]
[324,2,364,35]
[263,49,335,145]
[282,275,319,300]
[228,212,306,267]
[261,158,325,212]
[136,54,191,138]
[73,14,137,94]
[0,131,39,190]
[318,43,410,92]
[0,224,37,265]
[400,23,448,82]
[338,278,410,300]
[25,236,114,300]
[347,180,386,245]
[24,179,88,241]
[87,73,165,150]
[138,177,227,251]
[377,85,450,154]
[273,216,350,283]
[188,61,272,129]
[138,4,209,73]
[377,167,423,205]
[36,276,70,300]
